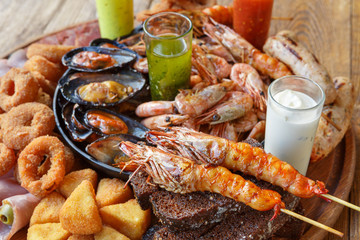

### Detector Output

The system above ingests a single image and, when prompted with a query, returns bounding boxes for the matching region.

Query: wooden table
[0,0,359,239]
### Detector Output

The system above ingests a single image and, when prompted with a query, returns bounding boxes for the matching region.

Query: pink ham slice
[0,193,40,240]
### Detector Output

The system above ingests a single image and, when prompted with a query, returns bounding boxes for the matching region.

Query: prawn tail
[314,180,329,196]
[270,202,285,221]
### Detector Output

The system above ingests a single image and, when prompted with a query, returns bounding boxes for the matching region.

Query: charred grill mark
[312,53,320,64]
[284,36,298,46]
[282,42,303,61]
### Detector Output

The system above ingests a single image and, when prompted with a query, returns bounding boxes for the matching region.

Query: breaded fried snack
[94,226,130,240]
[27,223,71,240]
[58,168,98,198]
[68,234,95,240]
[96,178,133,208]
[60,180,102,234]
[99,199,151,240]
[30,191,65,226]
[24,55,64,82]
[27,43,76,64]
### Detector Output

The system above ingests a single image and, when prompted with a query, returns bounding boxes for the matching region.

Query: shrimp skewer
[117,141,285,219]
[203,20,293,80]
[146,127,328,199]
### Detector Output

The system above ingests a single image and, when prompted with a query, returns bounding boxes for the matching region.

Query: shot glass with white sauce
[264,76,325,175]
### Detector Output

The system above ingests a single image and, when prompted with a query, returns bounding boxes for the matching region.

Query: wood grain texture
[0,0,358,239]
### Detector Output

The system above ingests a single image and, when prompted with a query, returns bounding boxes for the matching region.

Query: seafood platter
[0,1,358,240]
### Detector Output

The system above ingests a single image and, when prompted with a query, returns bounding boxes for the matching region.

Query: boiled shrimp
[207,54,232,79]
[202,5,233,26]
[146,127,329,199]
[203,21,293,80]
[135,101,176,118]
[230,63,268,112]
[232,110,258,134]
[192,44,217,85]
[196,91,253,125]
[117,141,285,218]
[209,122,238,142]
[141,114,191,130]
[247,120,266,142]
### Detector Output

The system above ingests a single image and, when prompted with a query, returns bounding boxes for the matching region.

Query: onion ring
[0,68,39,112]
[0,143,16,177]
[18,136,66,198]
[26,43,76,64]
[1,102,55,150]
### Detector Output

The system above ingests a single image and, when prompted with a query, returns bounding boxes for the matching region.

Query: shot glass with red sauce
[233,0,274,50]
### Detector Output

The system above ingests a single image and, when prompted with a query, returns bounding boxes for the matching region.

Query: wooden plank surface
[0,0,358,239]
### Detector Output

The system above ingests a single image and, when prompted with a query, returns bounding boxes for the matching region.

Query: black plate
[53,85,132,179]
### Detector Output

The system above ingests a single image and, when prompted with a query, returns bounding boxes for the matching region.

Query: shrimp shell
[147,127,328,199]
[118,141,285,215]
[135,101,176,117]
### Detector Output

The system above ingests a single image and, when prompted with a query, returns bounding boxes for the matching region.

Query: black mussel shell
[83,108,148,138]
[60,69,146,107]
[86,134,141,165]
[62,46,136,72]
[61,102,93,142]
[90,38,127,49]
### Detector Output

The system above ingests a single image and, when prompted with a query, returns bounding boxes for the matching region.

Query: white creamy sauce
[264,89,319,175]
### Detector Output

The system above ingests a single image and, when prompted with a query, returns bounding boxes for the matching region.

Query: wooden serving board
[8,21,357,240]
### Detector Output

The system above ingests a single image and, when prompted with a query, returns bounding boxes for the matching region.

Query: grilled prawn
[117,141,285,218]
[146,127,328,199]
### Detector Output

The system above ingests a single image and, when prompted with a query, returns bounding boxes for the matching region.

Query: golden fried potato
[94,226,130,240]
[24,55,64,82]
[68,234,95,240]
[27,43,76,64]
[99,199,151,240]
[58,168,98,198]
[60,180,102,234]
[30,192,65,226]
[27,223,71,240]
[96,178,133,208]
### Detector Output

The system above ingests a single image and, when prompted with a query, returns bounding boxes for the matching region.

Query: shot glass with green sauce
[95,0,134,39]
[144,12,193,101]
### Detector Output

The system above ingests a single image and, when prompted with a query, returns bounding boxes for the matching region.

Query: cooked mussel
[62,46,136,72]
[60,69,146,107]
[82,108,148,138]
[86,134,141,165]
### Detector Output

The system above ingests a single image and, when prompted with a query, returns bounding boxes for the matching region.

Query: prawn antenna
[280,208,343,238]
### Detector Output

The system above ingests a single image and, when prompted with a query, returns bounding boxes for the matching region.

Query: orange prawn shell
[18,136,66,198]
[0,68,39,112]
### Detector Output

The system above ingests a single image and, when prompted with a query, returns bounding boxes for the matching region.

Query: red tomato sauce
[233,0,274,50]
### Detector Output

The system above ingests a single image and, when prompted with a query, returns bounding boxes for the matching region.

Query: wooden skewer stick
[321,112,342,131]
[280,208,344,238]
[321,194,360,212]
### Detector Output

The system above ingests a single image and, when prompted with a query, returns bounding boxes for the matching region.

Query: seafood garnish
[62,46,136,72]
[117,141,285,219]
[146,127,329,199]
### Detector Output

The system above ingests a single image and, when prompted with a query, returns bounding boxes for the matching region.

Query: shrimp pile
[130,4,354,162]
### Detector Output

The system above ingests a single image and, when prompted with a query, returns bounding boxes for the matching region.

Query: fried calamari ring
[37,145,75,176]
[0,68,39,112]
[1,102,55,150]
[0,143,16,176]
[24,55,64,82]
[18,136,66,197]
[32,71,57,97]
[27,43,76,64]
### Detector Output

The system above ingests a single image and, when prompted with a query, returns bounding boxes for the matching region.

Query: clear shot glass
[264,76,325,175]
[143,12,193,101]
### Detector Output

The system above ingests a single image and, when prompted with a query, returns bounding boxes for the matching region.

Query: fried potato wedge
[58,168,98,198]
[60,180,102,234]
[30,191,65,226]
[68,234,95,240]
[99,199,151,240]
[27,223,71,240]
[96,178,133,208]
[94,226,130,240]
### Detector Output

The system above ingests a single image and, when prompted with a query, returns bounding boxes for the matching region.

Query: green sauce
[147,36,192,101]
[95,0,133,39]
